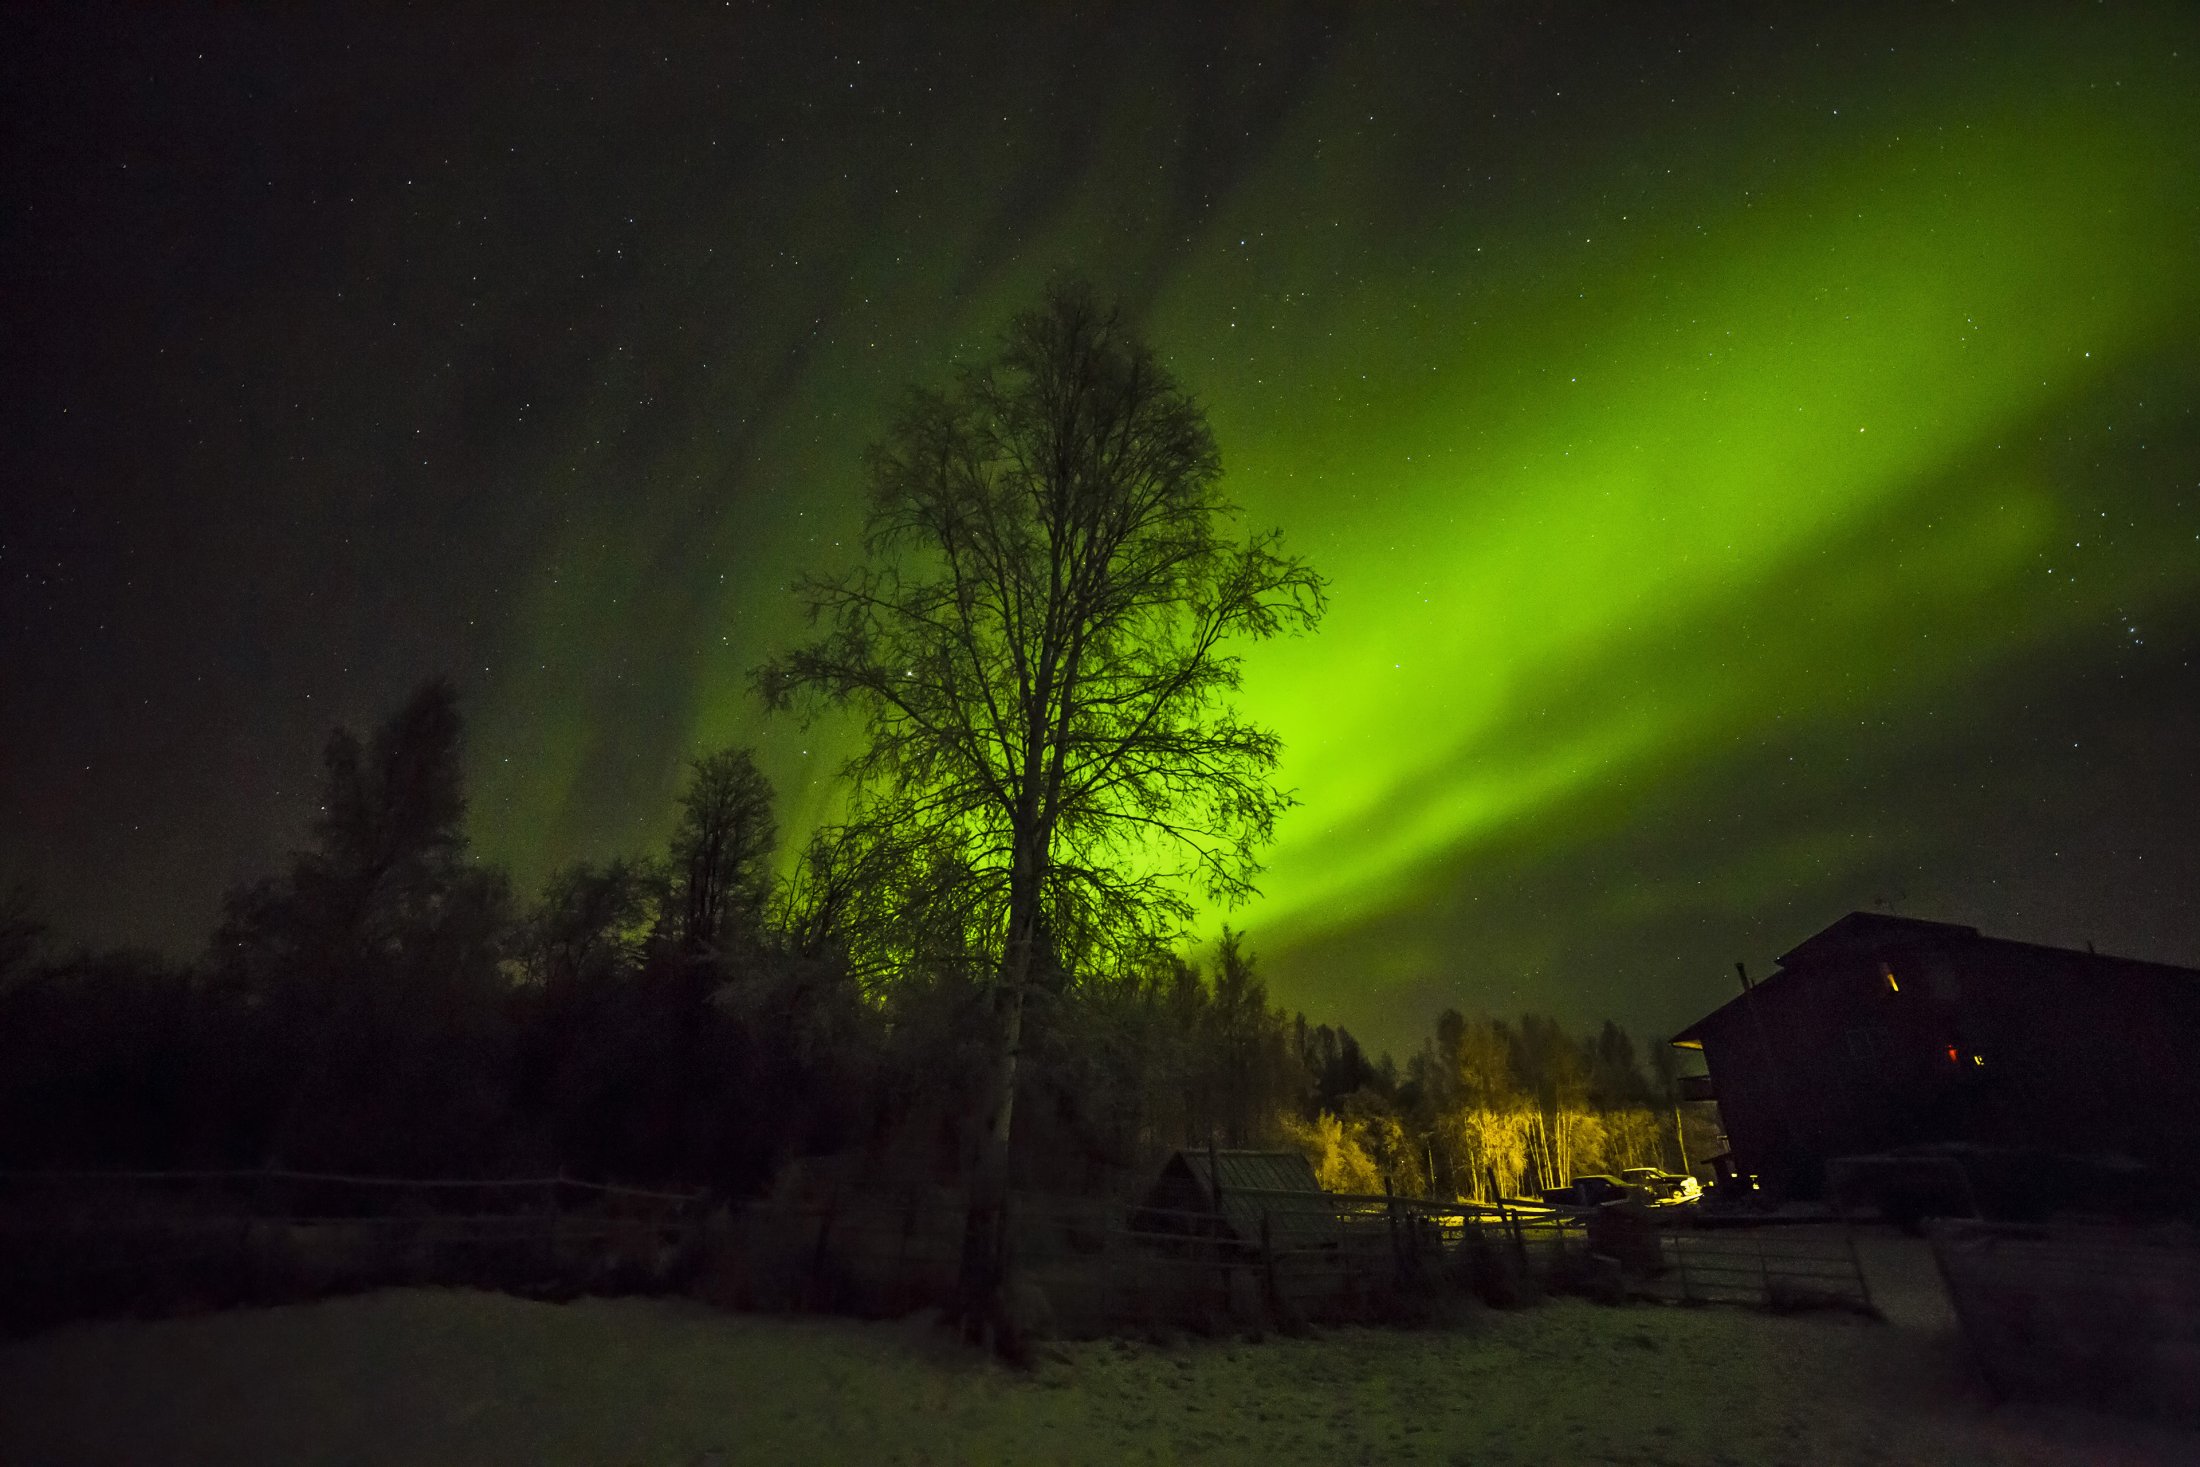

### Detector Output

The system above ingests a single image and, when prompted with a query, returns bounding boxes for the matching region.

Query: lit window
[1944,1045,1959,1064]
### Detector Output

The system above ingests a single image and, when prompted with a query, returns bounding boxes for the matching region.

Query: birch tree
[758,281,1323,1325]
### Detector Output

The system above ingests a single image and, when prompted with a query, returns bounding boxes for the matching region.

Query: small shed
[1133,1148,1340,1252]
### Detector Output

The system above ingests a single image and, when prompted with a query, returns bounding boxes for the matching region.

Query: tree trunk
[955,838,1041,1343]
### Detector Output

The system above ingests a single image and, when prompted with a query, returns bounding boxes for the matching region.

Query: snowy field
[3,1233,2193,1466]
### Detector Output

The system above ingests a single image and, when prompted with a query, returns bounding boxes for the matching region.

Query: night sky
[6,3,2196,1055]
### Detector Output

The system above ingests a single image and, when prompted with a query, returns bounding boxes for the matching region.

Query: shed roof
[1142,1148,1340,1251]
[1180,1148,1324,1198]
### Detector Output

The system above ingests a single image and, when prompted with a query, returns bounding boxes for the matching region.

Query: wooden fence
[5,1169,1873,1336]
[0,1168,707,1331]
[1638,1226,1875,1312]
[699,1182,1594,1334]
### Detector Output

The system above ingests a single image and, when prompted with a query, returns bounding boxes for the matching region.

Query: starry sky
[6,2,2196,1055]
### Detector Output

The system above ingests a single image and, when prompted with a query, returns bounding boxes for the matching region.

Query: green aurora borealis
[6,3,2198,1049]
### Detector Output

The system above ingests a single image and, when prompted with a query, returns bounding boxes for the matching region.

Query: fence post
[1206,1140,1229,1312]
[547,1172,564,1278]
[895,1186,915,1313]
[1835,1213,1875,1315]
[1490,1167,1527,1268]
[1821,1178,1876,1315]
[1205,1137,1224,1239]
[250,1160,280,1300]
[807,1192,838,1313]
[1261,1210,1278,1316]
[234,1174,258,1301]
[1384,1175,1401,1283]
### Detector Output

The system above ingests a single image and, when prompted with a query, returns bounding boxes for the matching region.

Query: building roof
[1774,912,1980,968]
[1672,911,1977,1048]
[1141,1148,1340,1251]
[1178,1147,1322,1198]
[1669,911,2200,1050]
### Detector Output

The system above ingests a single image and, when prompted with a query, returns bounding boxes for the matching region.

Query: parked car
[1620,1167,1703,1205]
[1552,1174,1644,1208]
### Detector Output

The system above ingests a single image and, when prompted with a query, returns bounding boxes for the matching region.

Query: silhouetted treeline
[0,681,1696,1199]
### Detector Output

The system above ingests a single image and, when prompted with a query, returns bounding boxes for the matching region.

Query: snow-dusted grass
[3,1234,2191,1465]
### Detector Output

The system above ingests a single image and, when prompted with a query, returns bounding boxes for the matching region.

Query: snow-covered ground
[3,1232,2192,1465]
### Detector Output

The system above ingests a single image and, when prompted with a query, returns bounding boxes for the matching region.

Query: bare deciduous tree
[758,280,1324,1328]
[668,747,776,958]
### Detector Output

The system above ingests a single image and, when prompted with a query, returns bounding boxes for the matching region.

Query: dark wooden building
[1133,1148,1340,1251]
[1672,913,2200,1195]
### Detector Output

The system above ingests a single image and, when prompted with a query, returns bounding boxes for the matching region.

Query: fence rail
[3,1168,1871,1335]
[0,1167,704,1202]
[1640,1227,1874,1312]
[0,1167,711,1333]
[704,1180,1596,1334]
